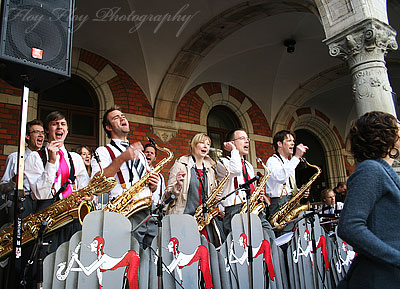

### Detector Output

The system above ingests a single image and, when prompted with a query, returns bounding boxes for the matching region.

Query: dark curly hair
[349,111,399,163]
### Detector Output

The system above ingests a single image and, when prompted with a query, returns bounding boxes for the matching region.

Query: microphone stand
[155,202,165,289]
[21,221,48,289]
[131,195,175,289]
[244,183,253,289]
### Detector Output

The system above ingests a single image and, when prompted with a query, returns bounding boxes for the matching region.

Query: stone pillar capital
[325,19,398,116]
[326,19,398,69]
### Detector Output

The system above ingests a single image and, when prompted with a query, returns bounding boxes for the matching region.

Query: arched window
[294,129,328,202]
[38,75,99,150]
[207,105,241,152]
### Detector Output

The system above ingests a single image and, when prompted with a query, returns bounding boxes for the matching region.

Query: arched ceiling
[72,0,400,140]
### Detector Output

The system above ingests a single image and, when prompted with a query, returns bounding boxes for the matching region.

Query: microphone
[93,151,101,164]
[239,175,260,189]
[38,221,48,238]
[162,194,176,206]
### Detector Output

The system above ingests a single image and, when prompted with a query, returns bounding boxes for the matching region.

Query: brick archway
[71,48,152,145]
[154,0,320,122]
[176,82,273,165]
[287,107,352,186]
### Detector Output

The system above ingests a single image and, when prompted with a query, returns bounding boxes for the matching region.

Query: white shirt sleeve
[24,151,57,200]
[265,155,300,198]
[267,155,299,184]
[0,152,17,184]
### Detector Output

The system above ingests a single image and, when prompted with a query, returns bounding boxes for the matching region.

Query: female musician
[164,133,222,246]
[75,145,92,175]
[338,111,400,288]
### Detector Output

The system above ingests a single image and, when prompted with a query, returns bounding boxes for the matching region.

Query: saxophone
[269,158,321,230]
[0,163,117,260]
[195,159,230,231]
[104,138,173,218]
[240,158,270,215]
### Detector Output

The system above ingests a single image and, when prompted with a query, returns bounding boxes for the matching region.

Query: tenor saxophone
[0,164,117,260]
[195,159,230,231]
[240,158,270,215]
[104,138,174,218]
[269,158,321,230]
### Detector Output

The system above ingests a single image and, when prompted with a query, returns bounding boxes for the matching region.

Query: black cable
[145,243,185,289]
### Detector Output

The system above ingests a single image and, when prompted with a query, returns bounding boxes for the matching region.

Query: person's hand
[258,192,271,206]
[122,141,144,161]
[148,172,160,192]
[218,210,225,219]
[175,171,186,191]
[294,143,309,159]
[223,141,236,152]
[81,195,94,202]
[47,140,63,164]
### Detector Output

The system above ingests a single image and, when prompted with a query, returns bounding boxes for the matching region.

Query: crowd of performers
[0,107,399,289]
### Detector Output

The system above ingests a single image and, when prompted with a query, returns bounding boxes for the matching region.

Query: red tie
[242,159,255,193]
[55,150,72,198]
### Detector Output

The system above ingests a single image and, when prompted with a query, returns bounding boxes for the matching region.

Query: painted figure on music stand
[57,236,140,289]
[166,237,213,289]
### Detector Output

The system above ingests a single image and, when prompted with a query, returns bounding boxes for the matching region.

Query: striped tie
[134,158,145,178]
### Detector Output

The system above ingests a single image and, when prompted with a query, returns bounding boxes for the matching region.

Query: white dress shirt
[24,144,89,200]
[1,147,33,192]
[151,170,165,209]
[265,153,300,198]
[216,149,254,207]
[91,139,149,199]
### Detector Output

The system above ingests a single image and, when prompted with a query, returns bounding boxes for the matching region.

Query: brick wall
[175,85,204,124]
[79,49,153,117]
[176,82,272,161]
[0,89,22,174]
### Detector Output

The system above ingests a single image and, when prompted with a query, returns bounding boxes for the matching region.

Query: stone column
[325,19,398,117]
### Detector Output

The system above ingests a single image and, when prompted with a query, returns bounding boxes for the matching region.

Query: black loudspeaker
[0,0,75,92]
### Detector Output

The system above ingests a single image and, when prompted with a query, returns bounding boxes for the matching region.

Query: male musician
[143,143,165,209]
[23,111,89,269]
[216,128,273,237]
[320,188,344,215]
[25,112,89,210]
[319,188,343,232]
[265,130,308,234]
[333,182,347,203]
[0,119,44,224]
[132,143,166,248]
[91,106,159,248]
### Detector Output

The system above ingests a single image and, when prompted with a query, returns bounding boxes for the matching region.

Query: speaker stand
[12,84,30,288]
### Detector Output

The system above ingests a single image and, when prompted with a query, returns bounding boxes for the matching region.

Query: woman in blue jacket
[338,111,400,288]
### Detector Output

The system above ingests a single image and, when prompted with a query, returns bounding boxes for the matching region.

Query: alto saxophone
[269,158,321,230]
[0,157,117,260]
[195,159,230,231]
[240,158,270,215]
[104,138,174,218]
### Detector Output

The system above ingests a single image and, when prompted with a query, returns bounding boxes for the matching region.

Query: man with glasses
[0,119,44,224]
[216,128,273,237]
